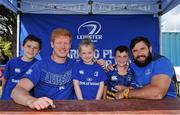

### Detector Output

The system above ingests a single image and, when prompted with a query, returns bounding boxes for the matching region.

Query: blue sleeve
[3,60,11,79]
[98,67,107,82]
[104,71,112,85]
[23,62,41,86]
[153,57,175,78]
[72,63,79,80]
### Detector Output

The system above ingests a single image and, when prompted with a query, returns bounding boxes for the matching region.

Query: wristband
[123,88,130,99]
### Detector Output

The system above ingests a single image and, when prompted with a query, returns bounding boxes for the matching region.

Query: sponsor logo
[79,81,99,86]
[77,21,102,43]
[126,77,131,81]
[59,86,65,90]
[111,76,118,81]
[11,79,19,83]
[26,69,32,75]
[79,70,84,74]
[14,68,21,73]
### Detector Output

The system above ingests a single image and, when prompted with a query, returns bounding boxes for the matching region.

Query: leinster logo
[77,21,102,43]
[145,69,151,75]
[78,21,101,35]
[26,69,32,75]
[94,71,99,77]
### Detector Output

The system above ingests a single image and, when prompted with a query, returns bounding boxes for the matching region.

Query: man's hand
[115,85,133,92]
[96,59,106,68]
[27,97,56,110]
[106,64,116,71]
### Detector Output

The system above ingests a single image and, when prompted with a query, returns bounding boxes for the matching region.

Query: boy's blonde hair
[51,28,72,43]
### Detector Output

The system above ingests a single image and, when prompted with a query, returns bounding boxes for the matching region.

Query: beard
[133,51,152,67]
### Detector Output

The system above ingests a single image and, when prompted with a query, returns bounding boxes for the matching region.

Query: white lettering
[106,60,113,65]
[79,81,100,86]
[77,35,102,43]
[94,49,100,59]
[68,49,114,64]
[68,49,79,59]
[11,79,20,83]
[103,50,114,59]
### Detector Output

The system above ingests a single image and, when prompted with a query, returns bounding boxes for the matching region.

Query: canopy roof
[1,0,180,15]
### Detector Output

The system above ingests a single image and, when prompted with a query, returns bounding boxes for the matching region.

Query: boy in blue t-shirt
[73,38,107,100]
[1,35,41,100]
[104,45,139,100]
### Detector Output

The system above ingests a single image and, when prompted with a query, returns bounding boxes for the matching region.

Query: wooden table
[0,98,180,114]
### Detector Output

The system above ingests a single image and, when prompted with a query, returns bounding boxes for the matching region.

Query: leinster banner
[20,14,159,64]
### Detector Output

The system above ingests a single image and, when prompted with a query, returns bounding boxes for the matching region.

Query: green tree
[0,36,12,57]
[0,5,17,57]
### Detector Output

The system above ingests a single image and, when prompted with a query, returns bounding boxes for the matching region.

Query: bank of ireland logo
[77,21,102,43]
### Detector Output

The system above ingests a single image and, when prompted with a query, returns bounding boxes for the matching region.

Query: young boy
[104,45,138,100]
[73,38,107,100]
[1,35,41,100]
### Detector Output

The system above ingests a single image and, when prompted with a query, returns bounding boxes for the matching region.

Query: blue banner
[20,14,159,64]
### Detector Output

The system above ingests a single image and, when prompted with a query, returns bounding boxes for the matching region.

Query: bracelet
[123,88,130,99]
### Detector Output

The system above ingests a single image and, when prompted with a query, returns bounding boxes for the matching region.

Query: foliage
[0,37,12,58]
[0,5,17,57]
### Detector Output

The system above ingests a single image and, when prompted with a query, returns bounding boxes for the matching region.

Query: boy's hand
[115,85,128,92]
[115,91,124,99]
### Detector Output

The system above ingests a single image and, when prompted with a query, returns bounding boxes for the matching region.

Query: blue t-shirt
[24,57,75,100]
[73,61,107,100]
[1,57,38,100]
[105,67,139,99]
[131,54,177,98]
